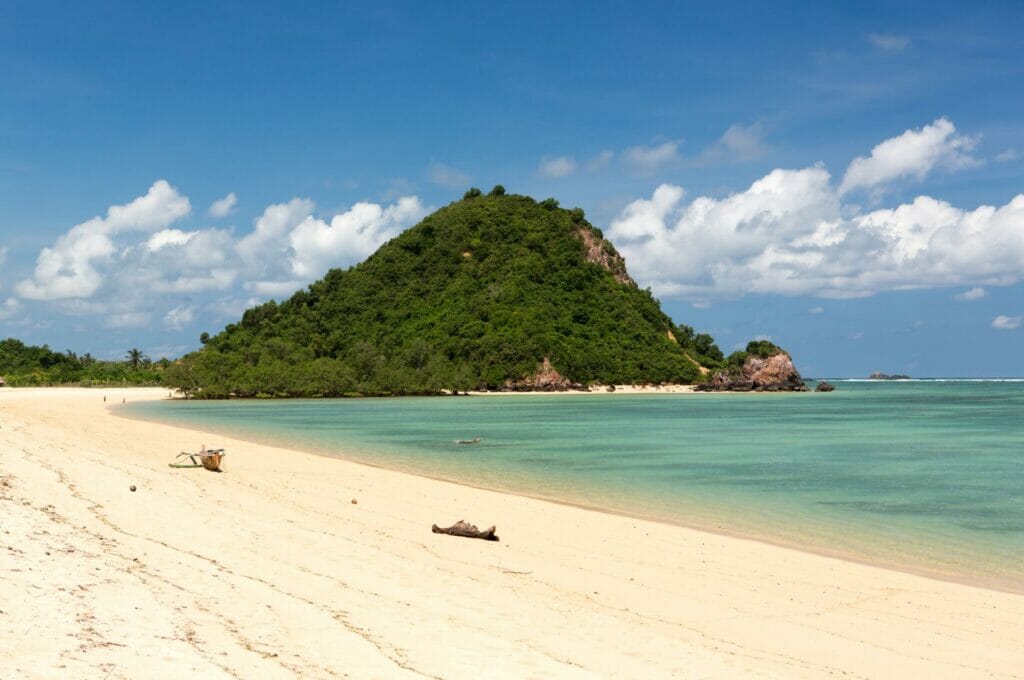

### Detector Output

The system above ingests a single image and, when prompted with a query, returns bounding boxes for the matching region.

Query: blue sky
[1,1,1022,377]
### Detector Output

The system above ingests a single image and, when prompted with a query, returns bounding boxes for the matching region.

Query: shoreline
[3,387,1023,677]
[121,393,1024,593]
[119,395,1024,595]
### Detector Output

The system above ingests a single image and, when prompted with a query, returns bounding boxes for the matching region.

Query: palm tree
[126,348,146,370]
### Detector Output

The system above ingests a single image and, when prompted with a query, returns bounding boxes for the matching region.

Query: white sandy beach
[1,387,1022,679]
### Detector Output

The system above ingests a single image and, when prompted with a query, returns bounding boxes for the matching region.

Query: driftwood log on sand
[431,520,499,541]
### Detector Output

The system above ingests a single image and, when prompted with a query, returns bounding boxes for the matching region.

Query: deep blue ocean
[125,380,1024,589]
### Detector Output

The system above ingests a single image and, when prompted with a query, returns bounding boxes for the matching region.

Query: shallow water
[126,381,1024,589]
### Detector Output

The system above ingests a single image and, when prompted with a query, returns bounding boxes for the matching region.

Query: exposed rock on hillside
[576,226,634,286]
[504,357,579,391]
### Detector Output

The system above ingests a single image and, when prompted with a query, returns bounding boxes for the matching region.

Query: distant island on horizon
[869,372,913,380]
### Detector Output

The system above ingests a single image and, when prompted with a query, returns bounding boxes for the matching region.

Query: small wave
[824,378,1024,383]
[927,378,1024,382]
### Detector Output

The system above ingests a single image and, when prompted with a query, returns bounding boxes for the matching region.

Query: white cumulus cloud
[607,184,687,241]
[208,192,238,217]
[17,180,191,300]
[608,121,1024,301]
[289,196,427,278]
[839,118,979,195]
[146,228,196,251]
[237,198,315,274]
[128,228,237,294]
[11,182,430,334]
[992,315,1022,330]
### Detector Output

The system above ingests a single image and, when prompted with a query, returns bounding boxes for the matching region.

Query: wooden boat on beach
[170,447,226,471]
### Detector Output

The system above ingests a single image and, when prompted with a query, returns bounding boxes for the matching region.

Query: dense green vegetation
[672,324,725,366]
[166,189,727,397]
[0,338,168,386]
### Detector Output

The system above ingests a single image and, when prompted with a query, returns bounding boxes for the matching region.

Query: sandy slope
[1,387,1021,679]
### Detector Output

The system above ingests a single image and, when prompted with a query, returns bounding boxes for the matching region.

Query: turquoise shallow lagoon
[126,380,1024,590]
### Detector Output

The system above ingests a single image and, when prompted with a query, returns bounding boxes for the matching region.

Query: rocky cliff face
[503,357,579,391]
[696,352,808,392]
[576,226,635,286]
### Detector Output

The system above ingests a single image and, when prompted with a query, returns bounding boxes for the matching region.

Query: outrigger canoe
[169,448,226,471]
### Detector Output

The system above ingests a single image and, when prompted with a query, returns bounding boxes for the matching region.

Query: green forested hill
[167,188,724,397]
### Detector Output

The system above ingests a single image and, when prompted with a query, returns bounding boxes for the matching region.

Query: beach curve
[2,387,1022,678]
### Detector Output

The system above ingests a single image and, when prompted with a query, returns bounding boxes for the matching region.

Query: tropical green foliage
[166,192,722,398]
[673,324,724,365]
[0,338,167,386]
[126,347,146,369]
[744,339,783,358]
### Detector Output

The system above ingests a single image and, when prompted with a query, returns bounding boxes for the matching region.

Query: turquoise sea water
[125,381,1024,590]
